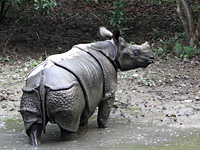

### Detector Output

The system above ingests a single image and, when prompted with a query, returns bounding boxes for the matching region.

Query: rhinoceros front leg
[79,120,88,127]
[97,97,115,128]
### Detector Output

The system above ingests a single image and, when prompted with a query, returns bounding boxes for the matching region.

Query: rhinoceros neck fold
[72,44,117,100]
[74,43,119,72]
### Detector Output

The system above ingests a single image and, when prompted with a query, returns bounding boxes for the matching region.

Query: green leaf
[113,21,116,27]
[193,5,200,12]
[110,18,114,25]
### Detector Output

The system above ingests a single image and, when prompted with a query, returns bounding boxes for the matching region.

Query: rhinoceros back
[54,50,104,115]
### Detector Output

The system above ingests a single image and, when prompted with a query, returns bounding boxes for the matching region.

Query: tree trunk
[0,0,11,22]
[176,0,200,48]
[0,0,6,22]
[194,14,200,47]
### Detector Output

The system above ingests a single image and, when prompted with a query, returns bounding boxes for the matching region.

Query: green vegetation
[25,57,43,69]
[0,0,57,21]
[83,0,199,60]
[151,31,200,61]
[83,0,127,33]
[109,0,127,33]
[138,72,156,87]
[34,0,57,15]
[17,57,44,76]
[0,47,18,62]
[0,0,199,62]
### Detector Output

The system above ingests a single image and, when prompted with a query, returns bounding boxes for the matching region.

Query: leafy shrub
[82,0,127,33]
[109,0,125,29]
[152,31,200,61]
[34,0,57,15]
[174,42,199,61]
[0,0,57,21]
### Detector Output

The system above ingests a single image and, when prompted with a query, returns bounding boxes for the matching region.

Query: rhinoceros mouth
[147,59,154,64]
[141,64,150,68]
[140,59,154,68]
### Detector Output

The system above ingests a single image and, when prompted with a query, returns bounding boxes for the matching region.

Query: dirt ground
[0,55,200,129]
[0,1,200,128]
[114,58,200,128]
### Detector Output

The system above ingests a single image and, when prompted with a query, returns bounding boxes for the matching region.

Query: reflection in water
[0,117,200,150]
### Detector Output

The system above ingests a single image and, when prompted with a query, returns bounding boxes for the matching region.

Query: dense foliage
[0,0,56,21]
[83,0,200,60]
[0,0,200,60]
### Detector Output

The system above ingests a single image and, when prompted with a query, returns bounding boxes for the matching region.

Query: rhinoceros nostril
[147,57,154,63]
[149,56,154,60]
[151,59,155,63]
[149,56,154,63]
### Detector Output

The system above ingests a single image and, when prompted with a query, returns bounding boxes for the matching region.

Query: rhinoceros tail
[39,70,47,134]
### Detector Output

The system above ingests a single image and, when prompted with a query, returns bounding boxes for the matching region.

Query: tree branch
[82,1,105,26]
[195,14,200,34]
[0,0,12,22]
[3,4,12,18]
[180,0,194,37]
[176,0,189,38]
[0,0,6,21]
[194,13,200,46]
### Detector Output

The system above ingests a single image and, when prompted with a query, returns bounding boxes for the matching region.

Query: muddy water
[0,116,200,150]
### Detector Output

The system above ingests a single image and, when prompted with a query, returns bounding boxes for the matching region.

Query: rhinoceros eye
[133,50,139,57]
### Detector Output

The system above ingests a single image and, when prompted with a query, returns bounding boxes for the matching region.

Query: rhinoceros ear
[99,27,113,38]
[113,30,120,42]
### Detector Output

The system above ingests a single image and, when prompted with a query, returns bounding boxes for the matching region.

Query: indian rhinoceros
[19,27,154,146]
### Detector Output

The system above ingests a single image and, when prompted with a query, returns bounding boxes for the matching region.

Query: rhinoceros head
[99,27,154,71]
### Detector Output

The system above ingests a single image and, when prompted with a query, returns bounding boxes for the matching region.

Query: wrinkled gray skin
[19,27,154,147]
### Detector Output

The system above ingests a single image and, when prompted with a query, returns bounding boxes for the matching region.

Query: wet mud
[0,116,200,150]
[0,57,200,149]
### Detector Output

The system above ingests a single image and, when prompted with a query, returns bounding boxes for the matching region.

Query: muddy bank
[1,117,200,149]
[114,58,200,128]
[0,57,200,128]
[0,0,199,129]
